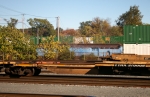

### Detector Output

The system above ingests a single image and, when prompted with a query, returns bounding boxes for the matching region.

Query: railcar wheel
[34,68,41,76]
[5,68,11,75]
[24,68,34,76]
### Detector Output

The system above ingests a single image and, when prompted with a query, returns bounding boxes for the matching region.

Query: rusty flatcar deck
[1,60,150,68]
[95,61,150,67]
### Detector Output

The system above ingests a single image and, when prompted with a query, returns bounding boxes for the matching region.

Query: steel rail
[0,74,150,87]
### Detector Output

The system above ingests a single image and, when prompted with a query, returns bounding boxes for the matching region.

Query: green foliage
[79,17,111,37]
[116,5,143,34]
[58,48,75,60]
[91,17,104,35]
[79,21,92,36]
[0,26,37,60]
[27,18,55,36]
[93,34,105,43]
[116,5,143,26]
[39,36,69,60]
[4,18,18,28]
[109,26,123,36]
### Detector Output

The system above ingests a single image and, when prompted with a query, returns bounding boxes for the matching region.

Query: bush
[58,49,75,60]
[79,53,97,60]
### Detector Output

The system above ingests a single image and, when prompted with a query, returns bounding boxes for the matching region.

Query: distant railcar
[69,44,122,57]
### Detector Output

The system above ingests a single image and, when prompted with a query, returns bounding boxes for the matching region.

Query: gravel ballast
[0,83,150,97]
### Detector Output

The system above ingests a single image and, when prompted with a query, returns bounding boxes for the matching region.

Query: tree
[0,26,37,60]
[116,5,143,34]
[27,18,55,37]
[4,18,18,28]
[79,17,111,36]
[79,21,92,36]
[78,17,112,43]
[55,27,63,33]
[38,36,69,60]
[61,29,77,36]
[109,26,122,36]
[91,17,111,36]
[58,49,75,60]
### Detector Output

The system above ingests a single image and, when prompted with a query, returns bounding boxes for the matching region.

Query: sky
[0,0,150,30]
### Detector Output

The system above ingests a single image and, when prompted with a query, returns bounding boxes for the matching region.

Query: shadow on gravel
[0,93,95,97]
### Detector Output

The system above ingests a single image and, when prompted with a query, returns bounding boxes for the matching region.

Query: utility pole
[56,16,59,41]
[22,14,24,33]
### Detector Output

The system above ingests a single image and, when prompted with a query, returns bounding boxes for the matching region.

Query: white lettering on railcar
[114,64,146,67]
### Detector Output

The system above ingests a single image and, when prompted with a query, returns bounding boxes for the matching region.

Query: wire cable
[0,4,56,18]
[0,14,21,16]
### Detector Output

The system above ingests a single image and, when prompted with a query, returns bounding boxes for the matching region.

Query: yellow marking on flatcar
[62,65,95,68]
[0,62,8,64]
[41,64,95,68]
[16,64,35,67]
[95,63,114,66]
[38,64,65,66]
[10,62,16,64]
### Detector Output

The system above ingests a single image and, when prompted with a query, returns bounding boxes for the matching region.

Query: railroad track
[0,74,150,87]
[0,93,86,97]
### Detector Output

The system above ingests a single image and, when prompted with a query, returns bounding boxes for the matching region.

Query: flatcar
[0,53,150,76]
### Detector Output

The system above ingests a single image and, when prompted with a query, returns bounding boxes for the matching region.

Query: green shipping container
[123,25,150,44]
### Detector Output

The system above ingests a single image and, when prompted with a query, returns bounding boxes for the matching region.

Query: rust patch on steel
[47,67,99,74]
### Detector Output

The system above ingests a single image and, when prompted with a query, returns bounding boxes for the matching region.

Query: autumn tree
[38,36,69,60]
[27,18,55,36]
[79,21,92,36]
[0,26,37,60]
[116,5,143,34]
[79,17,111,36]
[109,26,122,36]
[78,17,112,43]
[91,17,111,36]
[61,29,77,36]
[58,48,75,60]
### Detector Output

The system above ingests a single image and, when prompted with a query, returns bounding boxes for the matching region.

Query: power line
[0,10,18,15]
[0,4,59,33]
[0,14,21,16]
[0,17,5,19]
[23,23,30,28]
[25,14,55,18]
[0,4,55,18]
[18,22,30,28]
[0,4,23,14]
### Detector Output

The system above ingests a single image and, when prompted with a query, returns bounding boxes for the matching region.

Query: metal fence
[30,36,124,44]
